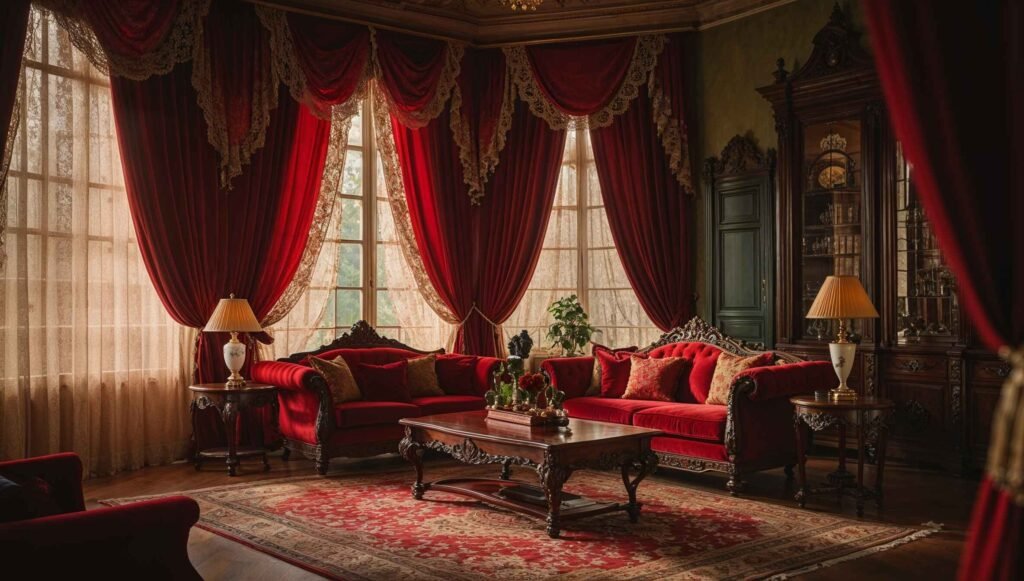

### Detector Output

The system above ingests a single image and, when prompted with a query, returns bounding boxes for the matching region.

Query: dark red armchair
[0,453,201,580]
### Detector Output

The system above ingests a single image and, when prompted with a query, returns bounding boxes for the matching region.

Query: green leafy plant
[546,295,598,356]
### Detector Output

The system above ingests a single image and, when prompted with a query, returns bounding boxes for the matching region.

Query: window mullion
[577,128,588,313]
[362,100,376,327]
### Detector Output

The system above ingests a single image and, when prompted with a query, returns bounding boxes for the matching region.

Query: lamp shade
[204,295,262,333]
[806,275,879,319]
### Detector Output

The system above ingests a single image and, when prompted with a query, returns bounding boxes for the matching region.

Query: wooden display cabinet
[758,5,1001,472]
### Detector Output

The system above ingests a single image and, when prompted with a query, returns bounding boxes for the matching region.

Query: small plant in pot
[546,294,598,356]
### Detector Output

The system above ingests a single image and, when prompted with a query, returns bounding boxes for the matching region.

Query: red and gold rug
[105,464,938,580]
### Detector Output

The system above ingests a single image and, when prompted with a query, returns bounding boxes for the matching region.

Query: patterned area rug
[104,464,938,580]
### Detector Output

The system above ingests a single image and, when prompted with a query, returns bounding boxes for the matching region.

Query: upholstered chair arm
[251,360,333,446]
[0,452,85,513]
[0,496,201,579]
[540,356,594,399]
[732,360,837,401]
[474,357,504,395]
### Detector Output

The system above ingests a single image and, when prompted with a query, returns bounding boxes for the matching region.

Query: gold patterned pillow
[622,356,690,402]
[407,354,444,397]
[705,352,773,405]
[309,356,361,404]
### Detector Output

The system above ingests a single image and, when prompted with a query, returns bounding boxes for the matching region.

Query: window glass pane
[340,198,362,240]
[543,208,577,249]
[336,243,362,287]
[347,106,363,147]
[342,150,363,196]
[334,289,362,328]
[587,207,615,248]
[376,289,398,326]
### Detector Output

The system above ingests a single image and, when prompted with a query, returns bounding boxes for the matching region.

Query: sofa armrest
[541,356,595,399]
[733,360,837,401]
[0,452,85,513]
[473,357,503,395]
[0,496,201,579]
[252,360,333,446]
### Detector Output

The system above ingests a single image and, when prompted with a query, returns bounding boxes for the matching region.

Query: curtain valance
[36,0,692,197]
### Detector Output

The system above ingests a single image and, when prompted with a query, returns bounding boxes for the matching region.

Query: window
[1,9,188,470]
[507,130,661,351]
[271,100,449,353]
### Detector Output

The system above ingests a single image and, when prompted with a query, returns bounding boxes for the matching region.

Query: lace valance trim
[478,70,516,198]
[504,34,666,131]
[649,72,694,193]
[38,0,209,81]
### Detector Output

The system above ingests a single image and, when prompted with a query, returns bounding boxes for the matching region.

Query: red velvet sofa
[252,321,501,475]
[0,453,201,579]
[541,317,837,494]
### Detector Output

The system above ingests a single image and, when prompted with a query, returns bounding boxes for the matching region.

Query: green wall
[690,0,868,317]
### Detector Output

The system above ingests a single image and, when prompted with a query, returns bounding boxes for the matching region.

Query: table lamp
[204,294,263,387]
[805,275,879,401]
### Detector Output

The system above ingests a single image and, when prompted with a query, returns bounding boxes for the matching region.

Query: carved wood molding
[786,3,871,83]
[280,320,443,363]
[644,316,802,362]
[705,134,776,179]
[253,0,793,46]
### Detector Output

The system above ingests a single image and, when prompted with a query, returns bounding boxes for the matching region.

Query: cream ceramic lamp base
[828,340,858,401]
[224,331,247,388]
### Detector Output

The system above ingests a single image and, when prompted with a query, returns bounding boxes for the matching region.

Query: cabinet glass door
[800,120,863,341]
[895,142,959,344]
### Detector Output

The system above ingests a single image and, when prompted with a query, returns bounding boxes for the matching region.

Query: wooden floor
[83,452,975,580]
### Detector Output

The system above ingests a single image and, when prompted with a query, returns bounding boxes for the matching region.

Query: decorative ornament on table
[485,368,568,428]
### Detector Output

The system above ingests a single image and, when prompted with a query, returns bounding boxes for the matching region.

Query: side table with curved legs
[189,382,278,477]
[791,395,895,517]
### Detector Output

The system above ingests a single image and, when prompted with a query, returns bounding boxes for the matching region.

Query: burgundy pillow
[435,354,477,396]
[351,360,411,402]
[592,343,638,356]
[596,348,647,398]
[0,474,62,523]
[687,349,724,403]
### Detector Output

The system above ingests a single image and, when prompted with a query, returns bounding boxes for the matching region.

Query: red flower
[518,373,546,393]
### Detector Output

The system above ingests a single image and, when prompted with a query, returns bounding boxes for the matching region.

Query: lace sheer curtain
[506,129,662,352]
[0,9,191,476]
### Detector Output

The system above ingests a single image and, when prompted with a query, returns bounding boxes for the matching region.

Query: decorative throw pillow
[407,354,444,397]
[596,348,646,398]
[622,355,691,402]
[588,344,638,396]
[705,352,775,405]
[309,356,361,404]
[351,360,412,402]
[435,354,477,396]
[0,474,62,523]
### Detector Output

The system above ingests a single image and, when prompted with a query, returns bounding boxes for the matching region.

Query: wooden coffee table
[399,411,662,538]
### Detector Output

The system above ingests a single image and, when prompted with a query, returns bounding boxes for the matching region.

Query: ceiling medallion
[500,0,544,11]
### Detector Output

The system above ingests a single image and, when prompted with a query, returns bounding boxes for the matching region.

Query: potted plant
[545,294,598,356]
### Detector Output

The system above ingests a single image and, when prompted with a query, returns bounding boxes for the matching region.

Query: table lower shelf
[423,477,634,522]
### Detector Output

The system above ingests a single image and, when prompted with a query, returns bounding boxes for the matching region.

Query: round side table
[189,382,278,476]
[790,394,895,516]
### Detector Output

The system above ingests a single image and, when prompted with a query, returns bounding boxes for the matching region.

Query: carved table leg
[621,451,657,523]
[500,459,512,481]
[190,399,203,471]
[281,446,291,461]
[538,455,570,539]
[874,419,889,510]
[222,401,239,477]
[794,414,809,507]
[398,432,426,500]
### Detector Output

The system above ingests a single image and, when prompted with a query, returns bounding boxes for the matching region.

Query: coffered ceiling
[251,0,795,46]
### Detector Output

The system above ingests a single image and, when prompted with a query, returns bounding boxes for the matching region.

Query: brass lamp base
[829,386,859,401]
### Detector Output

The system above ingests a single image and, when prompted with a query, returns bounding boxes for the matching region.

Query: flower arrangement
[485,364,568,427]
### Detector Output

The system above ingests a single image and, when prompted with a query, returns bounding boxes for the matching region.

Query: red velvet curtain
[862,1,1023,578]
[111,64,330,444]
[280,14,369,109]
[590,86,692,330]
[70,0,183,59]
[525,37,638,115]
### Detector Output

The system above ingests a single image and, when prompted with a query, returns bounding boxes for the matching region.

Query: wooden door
[704,136,775,348]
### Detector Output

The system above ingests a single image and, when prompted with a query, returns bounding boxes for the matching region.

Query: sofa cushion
[350,360,412,402]
[562,396,671,424]
[622,356,691,402]
[0,474,63,523]
[308,356,361,404]
[647,342,725,403]
[632,404,728,442]
[540,357,593,400]
[412,395,486,416]
[407,354,444,397]
[595,349,648,398]
[706,352,774,405]
[436,354,478,396]
[333,401,420,429]
[650,435,729,462]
